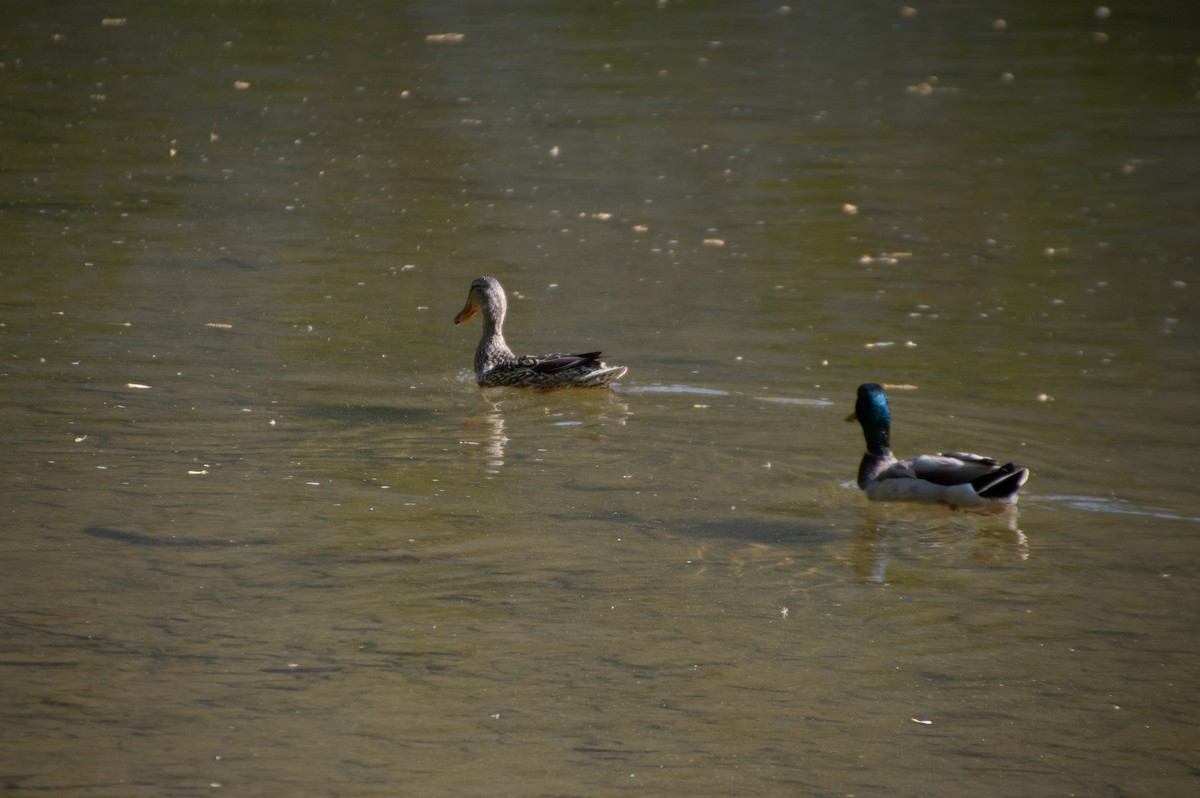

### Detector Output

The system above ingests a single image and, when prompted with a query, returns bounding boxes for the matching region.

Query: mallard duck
[846,383,1030,507]
[453,276,628,389]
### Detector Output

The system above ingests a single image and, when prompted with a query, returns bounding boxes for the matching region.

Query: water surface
[2,2,1198,796]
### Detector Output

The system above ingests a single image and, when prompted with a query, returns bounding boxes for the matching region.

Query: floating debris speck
[859,252,912,265]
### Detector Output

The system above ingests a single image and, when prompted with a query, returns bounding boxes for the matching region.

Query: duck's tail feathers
[574,364,628,388]
[972,463,1030,500]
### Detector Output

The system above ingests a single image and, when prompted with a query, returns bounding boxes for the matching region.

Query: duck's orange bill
[454,304,478,324]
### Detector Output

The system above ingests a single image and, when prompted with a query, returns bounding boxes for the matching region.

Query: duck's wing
[969,462,1030,499]
[896,453,1001,486]
[483,351,626,388]
[518,351,605,374]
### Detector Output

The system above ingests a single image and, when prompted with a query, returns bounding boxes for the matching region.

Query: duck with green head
[454,276,628,389]
[846,383,1030,508]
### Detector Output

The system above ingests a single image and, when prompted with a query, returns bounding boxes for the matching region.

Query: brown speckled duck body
[453,276,627,389]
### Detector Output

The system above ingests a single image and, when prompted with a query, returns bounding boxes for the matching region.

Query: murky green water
[3,2,1198,795]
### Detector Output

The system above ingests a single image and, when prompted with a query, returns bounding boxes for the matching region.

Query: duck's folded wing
[903,453,1001,486]
[518,351,603,373]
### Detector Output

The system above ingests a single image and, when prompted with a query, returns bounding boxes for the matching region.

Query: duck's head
[846,382,891,453]
[454,276,507,325]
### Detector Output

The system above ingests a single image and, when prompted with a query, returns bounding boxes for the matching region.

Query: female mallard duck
[453,276,628,389]
[846,383,1030,508]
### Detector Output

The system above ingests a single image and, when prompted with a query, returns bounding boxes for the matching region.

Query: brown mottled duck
[453,276,627,389]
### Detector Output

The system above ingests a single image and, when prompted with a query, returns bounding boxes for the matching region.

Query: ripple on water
[753,395,835,407]
[1035,495,1200,523]
[622,383,729,396]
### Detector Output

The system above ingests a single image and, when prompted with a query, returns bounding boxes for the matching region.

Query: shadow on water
[84,526,274,548]
[633,515,838,547]
[301,404,451,425]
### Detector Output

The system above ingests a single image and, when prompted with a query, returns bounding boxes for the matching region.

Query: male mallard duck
[846,383,1030,507]
[453,276,628,389]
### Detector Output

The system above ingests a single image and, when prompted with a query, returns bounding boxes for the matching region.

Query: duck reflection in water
[458,405,508,474]
[459,391,630,474]
[849,508,1029,585]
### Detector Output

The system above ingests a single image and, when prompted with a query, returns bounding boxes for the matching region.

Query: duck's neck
[475,307,514,373]
[858,421,894,488]
[863,419,891,457]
